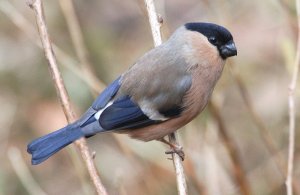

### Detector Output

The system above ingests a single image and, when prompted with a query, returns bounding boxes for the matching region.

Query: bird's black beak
[220,40,237,59]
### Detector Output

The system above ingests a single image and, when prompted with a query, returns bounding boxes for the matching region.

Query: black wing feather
[92,77,121,110]
[99,96,160,130]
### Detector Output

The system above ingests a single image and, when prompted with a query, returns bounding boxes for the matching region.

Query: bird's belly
[121,115,192,141]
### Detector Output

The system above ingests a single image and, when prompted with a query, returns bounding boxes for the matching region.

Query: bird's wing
[78,77,121,127]
[91,77,121,110]
[97,46,193,131]
[99,96,159,130]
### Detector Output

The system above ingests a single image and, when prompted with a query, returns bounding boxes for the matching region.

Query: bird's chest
[182,62,224,118]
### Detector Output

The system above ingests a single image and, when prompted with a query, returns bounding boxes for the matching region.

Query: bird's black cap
[185,22,237,59]
[185,22,233,43]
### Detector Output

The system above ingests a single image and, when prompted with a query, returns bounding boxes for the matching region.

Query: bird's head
[185,22,237,60]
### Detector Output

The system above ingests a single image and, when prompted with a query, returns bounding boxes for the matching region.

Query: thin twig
[8,147,47,195]
[143,0,162,47]
[286,0,300,194]
[169,133,189,195]
[209,101,251,195]
[0,0,105,93]
[58,0,103,94]
[26,0,107,194]
[230,63,300,194]
[143,0,188,194]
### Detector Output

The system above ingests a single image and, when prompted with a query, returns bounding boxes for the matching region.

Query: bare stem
[0,1,105,93]
[286,0,300,194]
[143,0,188,194]
[169,133,189,195]
[144,0,162,47]
[230,63,300,194]
[8,147,47,195]
[26,0,107,194]
[209,101,250,195]
[58,0,103,94]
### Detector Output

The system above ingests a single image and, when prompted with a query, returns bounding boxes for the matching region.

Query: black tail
[27,123,84,165]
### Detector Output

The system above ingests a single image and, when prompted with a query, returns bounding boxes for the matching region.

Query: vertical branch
[169,133,189,195]
[286,0,300,194]
[230,63,300,194]
[144,0,162,47]
[143,0,188,194]
[209,102,251,195]
[58,0,104,93]
[25,0,108,194]
[0,1,103,92]
[8,147,47,195]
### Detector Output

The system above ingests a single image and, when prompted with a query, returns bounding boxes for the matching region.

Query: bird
[27,22,237,165]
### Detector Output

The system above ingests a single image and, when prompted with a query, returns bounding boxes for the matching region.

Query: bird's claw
[165,145,185,161]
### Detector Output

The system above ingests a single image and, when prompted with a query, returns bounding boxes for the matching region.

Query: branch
[25,0,107,194]
[286,0,300,194]
[230,63,300,194]
[143,0,188,194]
[209,101,250,195]
[58,0,103,94]
[8,147,47,195]
[0,0,105,94]
[168,133,189,195]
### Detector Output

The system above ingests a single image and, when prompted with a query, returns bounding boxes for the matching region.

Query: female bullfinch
[27,22,237,165]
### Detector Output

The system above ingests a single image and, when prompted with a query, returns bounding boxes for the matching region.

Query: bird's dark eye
[208,37,217,45]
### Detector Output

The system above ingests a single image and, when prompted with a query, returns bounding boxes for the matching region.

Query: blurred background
[0,0,299,194]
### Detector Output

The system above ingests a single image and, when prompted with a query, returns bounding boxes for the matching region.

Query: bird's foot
[165,146,185,161]
[158,138,185,161]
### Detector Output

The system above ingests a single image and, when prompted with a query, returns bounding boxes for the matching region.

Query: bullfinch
[27,22,237,165]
